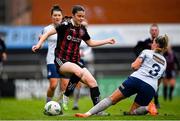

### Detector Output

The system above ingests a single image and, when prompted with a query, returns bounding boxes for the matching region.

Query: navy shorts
[47,64,67,79]
[165,70,175,79]
[119,76,155,106]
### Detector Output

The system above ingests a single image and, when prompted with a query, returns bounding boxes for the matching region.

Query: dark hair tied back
[51,5,62,15]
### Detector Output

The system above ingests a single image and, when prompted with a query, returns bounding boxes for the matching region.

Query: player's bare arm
[32,28,57,52]
[131,57,143,70]
[85,38,115,47]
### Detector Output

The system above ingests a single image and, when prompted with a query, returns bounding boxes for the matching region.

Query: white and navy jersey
[42,24,57,64]
[131,49,167,91]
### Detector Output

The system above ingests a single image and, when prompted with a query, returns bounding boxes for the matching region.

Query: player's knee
[50,84,57,91]
[81,68,97,87]
[73,68,84,78]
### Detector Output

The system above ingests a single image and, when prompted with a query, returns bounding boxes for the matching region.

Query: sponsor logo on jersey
[66,35,81,43]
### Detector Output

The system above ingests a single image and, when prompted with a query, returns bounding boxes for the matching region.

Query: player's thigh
[170,78,176,86]
[163,78,169,86]
[60,62,83,76]
[135,83,155,106]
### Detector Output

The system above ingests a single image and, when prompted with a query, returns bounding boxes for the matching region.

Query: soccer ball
[44,101,61,115]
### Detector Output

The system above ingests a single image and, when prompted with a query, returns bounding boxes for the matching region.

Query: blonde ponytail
[155,34,168,53]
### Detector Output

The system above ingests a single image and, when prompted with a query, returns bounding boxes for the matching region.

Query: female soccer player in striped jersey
[32,5,115,112]
[75,35,168,117]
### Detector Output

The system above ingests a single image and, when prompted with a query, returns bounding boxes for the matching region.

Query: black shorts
[54,57,85,71]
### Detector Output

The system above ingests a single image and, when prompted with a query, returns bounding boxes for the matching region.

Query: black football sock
[163,86,167,101]
[64,74,80,96]
[90,87,100,105]
[169,86,174,101]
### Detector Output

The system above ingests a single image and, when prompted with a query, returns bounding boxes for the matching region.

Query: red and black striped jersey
[55,18,90,63]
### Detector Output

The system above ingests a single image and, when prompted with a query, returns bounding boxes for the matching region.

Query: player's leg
[169,78,175,100]
[75,76,140,118]
[125,102,157,116]
[75,88,125,118]
[0,62,3,77]
[123,102,147,115]
[72,82,81,110]
[46,64,63,103]
[163,78,168,101]
[61,62,101,107]
[57,78,69,103]
[46,78,58,102]
[129,81,157,115]
[154,88,160,108]
[55,78,69,111]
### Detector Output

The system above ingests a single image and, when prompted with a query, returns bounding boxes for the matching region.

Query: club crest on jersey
[67,35,72,40]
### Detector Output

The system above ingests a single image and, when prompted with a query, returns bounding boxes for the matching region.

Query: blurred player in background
[75,35,168,117]
[38,5,69,107]
[0,36,7,76]
[163,45,180,101]
[134,24,161,108]
[32,5,115,115]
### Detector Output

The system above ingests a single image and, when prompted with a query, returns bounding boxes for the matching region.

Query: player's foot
[155,103,160,109]
[43,110,49,115]
[62,94,69,111]
[123,111,131,115]
[43,110,52,116]
[96,111,110,116]
[72,106,79,110]
[59,110,63,115]
[148,102,158,116]
[75,113,90,118]
[62,103,68,111]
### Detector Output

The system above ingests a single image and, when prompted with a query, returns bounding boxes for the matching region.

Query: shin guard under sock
[90,87,100,106]
[64,74,80,96]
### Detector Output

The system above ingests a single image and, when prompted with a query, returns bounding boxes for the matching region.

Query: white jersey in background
[131,49,167,91]
[42,24,57,64]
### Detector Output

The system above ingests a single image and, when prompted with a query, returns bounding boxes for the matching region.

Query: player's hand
[2,53,7,61]
[32,44,41,52]
[107,38,116,44]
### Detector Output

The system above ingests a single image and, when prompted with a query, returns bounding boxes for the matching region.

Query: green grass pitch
[0,96,180,120]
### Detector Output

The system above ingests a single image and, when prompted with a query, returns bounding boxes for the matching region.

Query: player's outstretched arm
[85,38,115,47]
[32,28,57,52]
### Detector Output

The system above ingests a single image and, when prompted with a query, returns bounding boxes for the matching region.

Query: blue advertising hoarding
[0,26,46,49]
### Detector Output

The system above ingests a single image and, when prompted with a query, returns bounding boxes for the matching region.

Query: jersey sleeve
[55,22,67,34]
[82,27,90,41]
[138,50,147,61]
[42,27,47,34]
